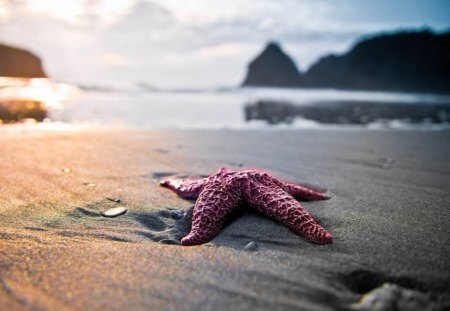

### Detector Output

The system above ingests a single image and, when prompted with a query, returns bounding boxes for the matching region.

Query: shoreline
[1,119,450,133]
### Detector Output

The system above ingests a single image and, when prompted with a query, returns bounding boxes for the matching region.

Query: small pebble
[62,168,72,173]
[106,197,121,203]
[101,207,127,218]
[381,157,395,169]
[244,241,258,251]
[83,182,97,187]
[170,209,184,220]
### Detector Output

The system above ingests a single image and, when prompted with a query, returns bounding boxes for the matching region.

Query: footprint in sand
[132,208,192,245]
[67,197,192,246]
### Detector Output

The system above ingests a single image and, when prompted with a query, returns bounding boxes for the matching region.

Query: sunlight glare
[26,0,84,23]
[0,77,78,109]
[0,0,9,22]
[23,0,136,25]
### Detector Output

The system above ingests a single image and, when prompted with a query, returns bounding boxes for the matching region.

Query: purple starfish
[160,167,333,246]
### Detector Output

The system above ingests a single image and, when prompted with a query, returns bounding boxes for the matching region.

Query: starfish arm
[160,177,208,199]
[181,177,242,246]
[276,180,331,201]
[254,171,330,201]
[160,167,234,200]
[244,180,332,244]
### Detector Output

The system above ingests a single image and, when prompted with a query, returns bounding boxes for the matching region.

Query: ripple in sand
[154,148,169,154]
[159,239,179,245]
[106,197,121,203]
[101,207,127,218]
[152,171,177,179]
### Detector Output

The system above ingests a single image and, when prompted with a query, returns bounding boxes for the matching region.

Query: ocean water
[1,78,450,130]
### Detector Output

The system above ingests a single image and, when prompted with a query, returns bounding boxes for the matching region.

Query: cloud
[99,53,130,66]
[0,0,137,27]
[196,43,250,60]
[1,0,449,87]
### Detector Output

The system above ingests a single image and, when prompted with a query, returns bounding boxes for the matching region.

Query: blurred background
[1,0,450,129]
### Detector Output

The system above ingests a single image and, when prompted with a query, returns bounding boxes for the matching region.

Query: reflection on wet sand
[0,77,75,123]
[244,100,450,126]
[0,99,47,123]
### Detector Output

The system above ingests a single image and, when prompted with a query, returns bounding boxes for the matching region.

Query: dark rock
[242,42,302,87]
[0,43,47,78]
[303,30,450,94]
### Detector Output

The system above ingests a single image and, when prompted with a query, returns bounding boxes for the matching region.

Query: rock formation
[0,44,47,78]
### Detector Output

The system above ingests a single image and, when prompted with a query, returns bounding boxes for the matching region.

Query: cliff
[303,30,450,93]
[0,43,47,78]
[242,30,450,93]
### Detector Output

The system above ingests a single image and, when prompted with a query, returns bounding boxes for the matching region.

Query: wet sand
[0,129,449,310]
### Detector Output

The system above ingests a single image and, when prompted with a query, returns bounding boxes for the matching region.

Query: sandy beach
[0,128,449,310]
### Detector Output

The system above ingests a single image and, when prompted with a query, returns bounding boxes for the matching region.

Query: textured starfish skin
[160,167,332,246]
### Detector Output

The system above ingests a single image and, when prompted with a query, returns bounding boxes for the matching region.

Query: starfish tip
[159,180,168,186]
[323,232,333,244]
[180,236,197,246]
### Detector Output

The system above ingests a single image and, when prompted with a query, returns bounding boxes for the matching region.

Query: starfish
[160,167,333,246]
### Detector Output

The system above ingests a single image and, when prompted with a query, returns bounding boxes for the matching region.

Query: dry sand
[0,128,449,310]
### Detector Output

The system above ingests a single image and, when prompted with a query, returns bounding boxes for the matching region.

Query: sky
[1,0,449,88]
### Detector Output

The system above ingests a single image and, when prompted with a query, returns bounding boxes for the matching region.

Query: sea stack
[0,43,47,78]
[242,42,302,87]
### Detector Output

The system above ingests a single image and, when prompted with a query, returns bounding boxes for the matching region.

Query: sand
[0,128,449,311]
